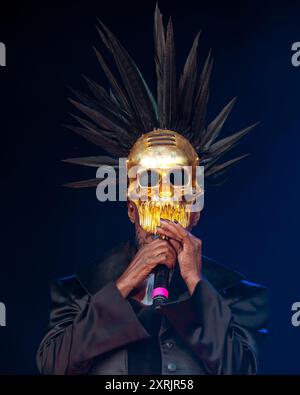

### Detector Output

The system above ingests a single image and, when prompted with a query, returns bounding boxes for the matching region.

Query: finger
[153,256,176,270]
[151,237,177,247]
[148,239,178,257]
[168,238,182,254]
[160,219,190,242]
[147,253,168,267]
[149,237,167,246]
[151,245,176,259]
[167,219,190,239]
[156,225,182,242]
[145,238,169,251]
[156,248,177,268]
[172,221,201,246]
[166,239,180,256]
[149,240,173,253]
[160,259,176,269]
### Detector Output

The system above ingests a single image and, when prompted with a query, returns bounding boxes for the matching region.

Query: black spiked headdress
[63,5,256,188]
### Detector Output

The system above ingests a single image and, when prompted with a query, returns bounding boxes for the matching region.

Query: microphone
[152,264,169,306]
[151,234,169,307]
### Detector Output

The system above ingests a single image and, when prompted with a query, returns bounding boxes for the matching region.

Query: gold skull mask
[127,129,203,233]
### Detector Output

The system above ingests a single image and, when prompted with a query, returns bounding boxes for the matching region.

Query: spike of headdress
[63,4,256,188]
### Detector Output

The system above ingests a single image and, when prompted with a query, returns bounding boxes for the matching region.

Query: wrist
[115,277,132,298]
[184,273,202,295]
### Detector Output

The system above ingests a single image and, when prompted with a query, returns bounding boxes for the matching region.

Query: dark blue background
[0,0,299,374]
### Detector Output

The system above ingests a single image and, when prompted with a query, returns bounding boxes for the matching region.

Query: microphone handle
[153,264,169,307]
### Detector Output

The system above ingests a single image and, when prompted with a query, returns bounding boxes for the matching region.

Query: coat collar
[76,240,244,298]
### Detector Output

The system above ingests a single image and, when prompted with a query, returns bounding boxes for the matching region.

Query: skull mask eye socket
[138,169,160,188]
[168,168,190,187]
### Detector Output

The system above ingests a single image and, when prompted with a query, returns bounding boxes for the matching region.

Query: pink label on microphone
[152,287,169,299]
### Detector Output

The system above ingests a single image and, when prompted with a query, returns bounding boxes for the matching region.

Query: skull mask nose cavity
[159,172,173,198]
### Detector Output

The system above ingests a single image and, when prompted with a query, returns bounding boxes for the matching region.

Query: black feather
[62,155,119,168]
[177,32,200,130]
[154,3,166,123]
[162,18,177,129]
[97,21,158,132]
[93,47,132,116]
[63,176,125,189]
[205,154,249,177]
[191,51,213,147]
[69,113,134,152]
[201,97,236,149]
[69,98,132,138]
[204,123,258,158]
[82,75,130,122]
[63,178,108,189]
[64,124,128,157]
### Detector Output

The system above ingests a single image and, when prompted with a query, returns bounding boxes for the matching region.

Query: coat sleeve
[36,280,149,375]
[161,278,269,375]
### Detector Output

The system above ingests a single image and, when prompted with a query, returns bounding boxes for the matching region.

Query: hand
[156,219,202,295]
[116,238,177,298]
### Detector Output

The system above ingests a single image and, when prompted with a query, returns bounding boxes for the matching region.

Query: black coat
[37,241,269,375]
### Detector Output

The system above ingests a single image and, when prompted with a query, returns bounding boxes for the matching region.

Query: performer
[37,5,268,375]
